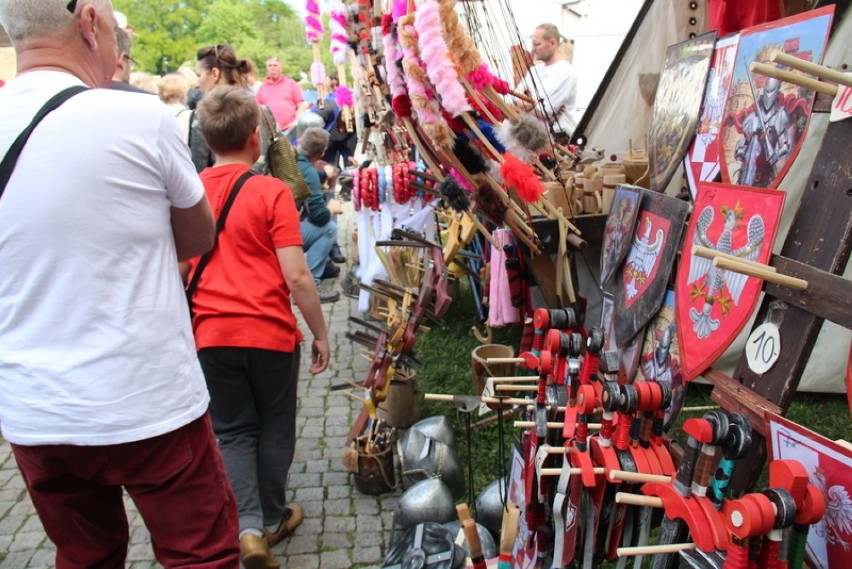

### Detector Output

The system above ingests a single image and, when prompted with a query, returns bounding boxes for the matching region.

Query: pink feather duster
[305,0,324,43]
[398,15,454,148]
[382,21,407,99]
[500,153,545,204]
[335,86,354,106]
[329,0,349,67]
[414,0,471,118]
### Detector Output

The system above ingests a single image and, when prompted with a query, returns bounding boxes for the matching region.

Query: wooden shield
[600,184,642,286]
[675,182,785,380]
[615,190,689,346]
[684,33,740,199]
[719,6,834,189]
[635,290,684,431]
[648,31,716,192]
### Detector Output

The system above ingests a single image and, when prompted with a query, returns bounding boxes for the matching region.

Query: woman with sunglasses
[178,44,277,174]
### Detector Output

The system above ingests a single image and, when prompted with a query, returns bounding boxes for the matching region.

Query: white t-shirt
[519,59,579,136]
[0,71,210,446]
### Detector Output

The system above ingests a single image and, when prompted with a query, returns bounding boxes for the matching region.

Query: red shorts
[12,414,239,569]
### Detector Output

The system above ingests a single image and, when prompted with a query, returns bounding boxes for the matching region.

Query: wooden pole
[692,245,777,273]
[750,62,837,96]
[770,49,852,88]
[617,543,696,557]
[712,257,809,290]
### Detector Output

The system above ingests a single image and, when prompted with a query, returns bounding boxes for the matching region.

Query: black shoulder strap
[0,85,89,198]
[186,170,255,303]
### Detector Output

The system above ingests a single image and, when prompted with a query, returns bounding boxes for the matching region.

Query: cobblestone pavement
[0,202,401,568]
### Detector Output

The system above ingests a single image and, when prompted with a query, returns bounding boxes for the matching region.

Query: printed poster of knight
[720,6,833,189]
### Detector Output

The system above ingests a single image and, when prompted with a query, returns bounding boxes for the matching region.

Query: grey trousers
[198,346,300,532]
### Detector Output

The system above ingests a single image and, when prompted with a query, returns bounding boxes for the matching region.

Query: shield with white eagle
[675,182,785,380]
[614,190,689,346]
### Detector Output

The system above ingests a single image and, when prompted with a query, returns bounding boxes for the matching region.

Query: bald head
[0,0,119,88]
[531,23,563,65]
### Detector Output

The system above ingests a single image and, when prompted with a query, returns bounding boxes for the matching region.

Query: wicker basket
[267,137,312,203]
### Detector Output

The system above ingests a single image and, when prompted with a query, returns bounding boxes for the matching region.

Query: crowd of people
[0,0,576,567]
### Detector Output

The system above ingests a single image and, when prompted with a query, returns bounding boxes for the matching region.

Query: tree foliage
[112,0,332,80]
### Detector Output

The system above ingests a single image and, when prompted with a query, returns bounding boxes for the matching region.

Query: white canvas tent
[574,0,852,393]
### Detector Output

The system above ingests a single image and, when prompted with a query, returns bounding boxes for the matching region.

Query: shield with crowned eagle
[614,190,690,346]
[675,182,785,380]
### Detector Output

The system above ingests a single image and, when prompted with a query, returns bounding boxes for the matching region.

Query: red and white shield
[684,33,739,199]
[615,190,689,347]
[675,182,785,380]
[622,211,669,308]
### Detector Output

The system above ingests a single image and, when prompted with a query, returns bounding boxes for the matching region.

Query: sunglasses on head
[201,44,228,61]
[66,0,77,13]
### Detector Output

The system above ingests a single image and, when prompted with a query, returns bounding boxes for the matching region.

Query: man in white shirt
[517,23,579,144]
[0,1,239,566]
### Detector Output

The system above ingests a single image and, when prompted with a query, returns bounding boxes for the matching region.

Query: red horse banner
[676,182,785,380]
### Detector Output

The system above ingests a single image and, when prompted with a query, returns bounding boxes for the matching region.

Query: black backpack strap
[0,85,90,198]
[186,170,255,305]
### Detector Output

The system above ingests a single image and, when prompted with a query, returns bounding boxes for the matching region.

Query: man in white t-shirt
[0,1,239,566]
[517,23,579,144]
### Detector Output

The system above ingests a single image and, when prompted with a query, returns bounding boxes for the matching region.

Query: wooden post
[720,116,852,493]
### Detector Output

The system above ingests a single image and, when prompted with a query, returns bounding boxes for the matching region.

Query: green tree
[113,0,310,76]
[113,0,205,75]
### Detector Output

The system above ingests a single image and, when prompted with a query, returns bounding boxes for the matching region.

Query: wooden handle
[487,357,526,364]
[495,384,538,392]
[514,421,602,429]
[617,543,696,557]
[615,492,663,508]
[462,519,485,563]
[540,467,605,476]
[692,245,776,273]
[750,62,837,96]
[713,256,808,290]
[490,376,539,382]
[500,504,521,556]
[770,50,852,89]
[456,503,472,522]
[609,470,672,484]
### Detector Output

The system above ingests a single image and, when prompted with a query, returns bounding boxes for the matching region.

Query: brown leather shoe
[239,533,280,569]
[263,503,305,548]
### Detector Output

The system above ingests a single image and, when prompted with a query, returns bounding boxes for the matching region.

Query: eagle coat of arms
[676,182,785,380]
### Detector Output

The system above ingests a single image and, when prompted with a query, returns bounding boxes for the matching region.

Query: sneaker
[319,289,340,304]
[321,262,341,280]
[264,504,305,548]
[239,533,280,569]
[329,243,346,264]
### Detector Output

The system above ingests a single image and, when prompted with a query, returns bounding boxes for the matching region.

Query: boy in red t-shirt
[188,85,330,569]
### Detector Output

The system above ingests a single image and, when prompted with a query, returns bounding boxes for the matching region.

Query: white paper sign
[830,75,852,122]
[745,322,781,374]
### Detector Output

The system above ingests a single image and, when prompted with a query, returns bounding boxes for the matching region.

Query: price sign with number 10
[746,322,781,374]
